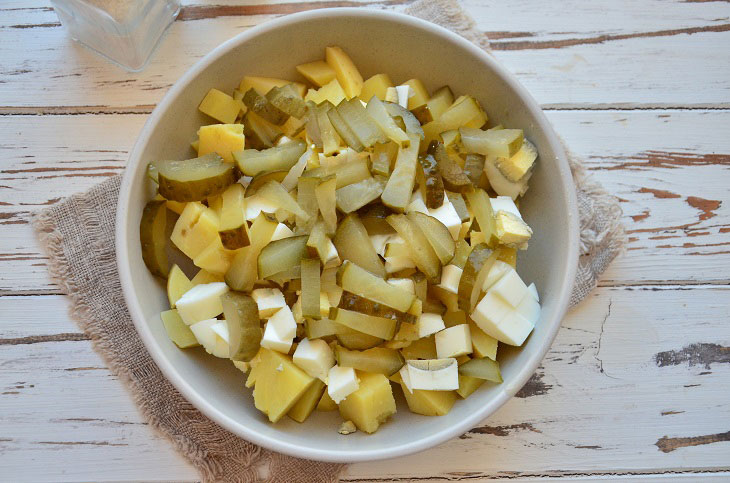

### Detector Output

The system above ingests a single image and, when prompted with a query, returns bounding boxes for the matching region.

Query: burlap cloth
[32,0,625,481]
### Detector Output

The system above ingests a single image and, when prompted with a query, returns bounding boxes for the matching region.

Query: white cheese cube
[527,282,539,302]
[399,365,414,394]
[385,255,415,273]
[327,365,360,403]
[516,290,541,325]
[210,321,230,358]
[270,223,294,241]
[417,312,446,338]
[490,311,534,346]
[293,338,335,382]
[495,211,533,249]
[490,196,523,220]
[471,290,513,338]
[387,277,415,294]
[406,358,459,391]
[428,196,461,240]
[245,195,278,220]
[251,288,287,318]
[189,319,228,358]
[435,324,472,358]
[395,85,412,109]
[490,268,529,307]
[176,282,229,325]
[482,260,512,292]
[406,190,429,215]
[260,305,297,353]
[438,264,463,294]
[322,238,341,268]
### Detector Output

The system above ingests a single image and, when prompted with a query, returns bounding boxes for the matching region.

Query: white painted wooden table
[1,1,729,481]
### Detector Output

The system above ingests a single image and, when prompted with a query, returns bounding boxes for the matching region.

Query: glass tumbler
[50,0,181,72]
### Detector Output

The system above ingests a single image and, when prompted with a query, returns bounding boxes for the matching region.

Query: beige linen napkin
[33,0,624,481]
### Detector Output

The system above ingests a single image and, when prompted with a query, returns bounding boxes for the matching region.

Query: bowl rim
[116,7,579,463]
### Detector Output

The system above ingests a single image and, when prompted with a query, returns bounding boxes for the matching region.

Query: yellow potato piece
[170,202,219,260]
[360,73,393,102]
[325,46,363,99]
[296,60,336,87]
[403,78,429,110]
[339,372,396,433]
[167,264,192,308]
[316,389,338,411]
[198,88,241,124]
[288,379,326,423]
[197,124,245,163]
[250,348,315,423]
[304,78,346,106]
[456,374,484,399]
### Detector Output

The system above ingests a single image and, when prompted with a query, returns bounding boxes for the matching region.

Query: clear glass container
[51,0,181,72]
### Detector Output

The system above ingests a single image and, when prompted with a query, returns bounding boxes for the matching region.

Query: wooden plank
[1,286,728,481]
[1,109,728,293]
[0,0,729,109]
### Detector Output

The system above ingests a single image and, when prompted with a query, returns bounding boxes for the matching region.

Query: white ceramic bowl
[117,8,579,462]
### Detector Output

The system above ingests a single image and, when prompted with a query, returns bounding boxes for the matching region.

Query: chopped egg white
[417,312,446,338]
[251,288,287,318]
[293,338,335,382]
[260,306,297,353]
[175,282,229,325]
[428,195,462,240]
[438,265,463,294]
[407,358,459,391]
[328,365,360,403]
[270,223,295,241]
[387,277,415,294]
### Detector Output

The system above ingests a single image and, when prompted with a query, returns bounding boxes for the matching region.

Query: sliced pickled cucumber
[218,184,250,250]
[469,320,498,360]
[418,151,445,209]
[381,133,420,212]
[239,76,306,98]
[333,214,386,278]
[458,357,502,383]
[336,177,383,213]
[258,235,308,280]
[156,153,237,202]
[366,96,409,146]
[338,291,417,325]
[337,98,388,148]
[221,291,261,362]
[336,331,383,350]
[371,141,397,177]
[297,176,319,232]
[326,102,365,152]
[256,180,310,222]
[233,140,306,176]
[450,239,472,269]
[315,176,337,235]
[457,243,497,312]
[400,335,437,360]
[300,258,321,319]
[245,170,288,197]
[465,189,498,247]
[446,191,470,223]
[407,212,455,265]
[305,317,345,339]
[430,142,472,194]
[335,346,404,376]
[265,84,307,119]
[336,260,415,313]
[315,103,343,156]
[383,102,424,139]
[243,111,279,149]
[329,307,397,340]
[225,213,278,291]
[161,309,200,348]
[386,214,441,282]
[463,153,486,187]
[140,200,169,278]
[359,204,395,236]
[243,88,289,125]
[460,127,523,159]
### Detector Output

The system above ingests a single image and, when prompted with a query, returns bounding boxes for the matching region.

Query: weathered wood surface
[0,0,729,481]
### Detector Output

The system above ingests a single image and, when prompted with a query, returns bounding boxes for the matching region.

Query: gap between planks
[341,470,730,482]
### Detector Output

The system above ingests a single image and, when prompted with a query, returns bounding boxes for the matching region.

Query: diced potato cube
[198,88,241,124]
[170,202,219,260]
[339,372,396,433]
[288,379,326,423]
[402,79,429,109]
[305,78,347,106]
[250,348,315,422]
[296,60,336,87]
[239,76,306,98]
[198,124,245,163]
[360,73,393,102]
[325,46,364,99]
